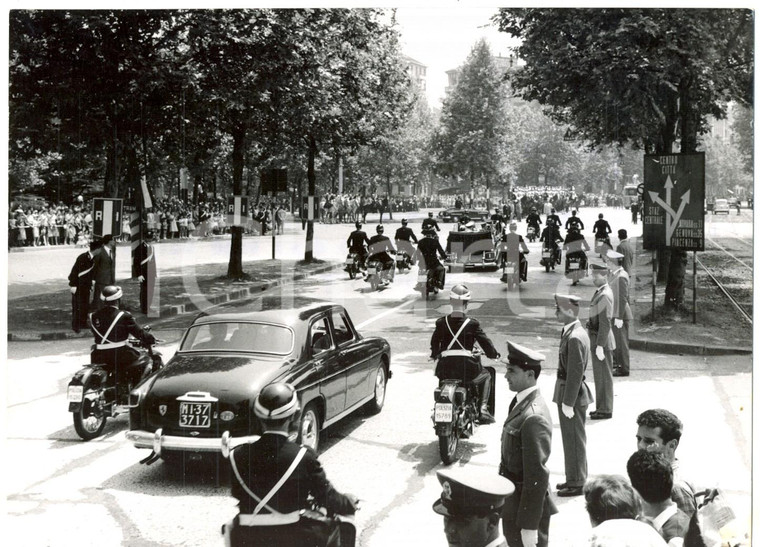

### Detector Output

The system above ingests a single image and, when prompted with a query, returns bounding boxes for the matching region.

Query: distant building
[403,55,427,91]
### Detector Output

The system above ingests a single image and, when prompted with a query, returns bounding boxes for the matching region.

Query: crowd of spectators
[9,197,95,249]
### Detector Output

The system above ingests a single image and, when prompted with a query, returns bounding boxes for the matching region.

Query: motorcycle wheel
[348,266,356,280]
[438,432,460,465]
[73,390,107,440]
[507,277,515,291]
[545,262,550,272]
[370,277,379,291]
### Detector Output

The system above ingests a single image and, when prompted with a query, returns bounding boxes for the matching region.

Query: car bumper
[126,428,260,456]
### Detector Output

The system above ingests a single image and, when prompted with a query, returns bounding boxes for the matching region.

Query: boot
[476,374,495,424]
[478,405,496,424]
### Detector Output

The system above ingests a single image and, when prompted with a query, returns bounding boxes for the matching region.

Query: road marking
[356,297,417,329]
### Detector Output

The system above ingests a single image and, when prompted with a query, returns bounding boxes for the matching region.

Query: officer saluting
[433,466,515,547]
[132,230,157,315]
[89,285,156,392]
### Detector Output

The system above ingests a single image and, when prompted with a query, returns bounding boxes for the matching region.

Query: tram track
[697,237,753,325]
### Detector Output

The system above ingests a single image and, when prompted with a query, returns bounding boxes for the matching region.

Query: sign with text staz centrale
[643,153,705,251]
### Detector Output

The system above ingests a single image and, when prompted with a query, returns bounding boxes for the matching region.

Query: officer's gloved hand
[614,318,624,328]
[520,529,538,547]
[70,287,77,294]
[595,346,605,361]
[138,275,145,283]
[561,403,575,419]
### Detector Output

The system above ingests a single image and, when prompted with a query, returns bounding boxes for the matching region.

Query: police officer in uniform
[546,208,560,227]
[553,294,593,497]
[132,230,157,315]
[91,234,116,311]
[497,222,530,282]
[394,218,419,264]
[89,285,156,392]
[367,225,396,284]
[346,221,370,270]
[499,341,556,547]
[606,250,632,377]
[68,240,101,332]
[433,466,515,547]
[416,228,447,293]
[422,211,442,234]
[564,210,585,232]
[587,262,615,419]
[227,383,358,547]
[430,284,501,424]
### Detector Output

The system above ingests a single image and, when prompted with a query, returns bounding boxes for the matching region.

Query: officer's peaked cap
[606,250,624,260]
[555,293,581,311]
[504,340,545,372]
[590,260,609,272]
[432,467,514,517]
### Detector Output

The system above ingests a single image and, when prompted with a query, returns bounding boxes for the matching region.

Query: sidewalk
[6,258,342,341]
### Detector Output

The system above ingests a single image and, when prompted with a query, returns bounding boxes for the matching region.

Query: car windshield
[623,186,638,196]
[180,322,294,355]
[716,199,728,206]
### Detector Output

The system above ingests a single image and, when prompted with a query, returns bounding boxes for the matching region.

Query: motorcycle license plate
[569,262,580,270]
[434,403,453,422]
[179,402,211,428]
[345,257,355,266]
[506,266,516,274]
[67,385,84,402]
[542,251,551,258]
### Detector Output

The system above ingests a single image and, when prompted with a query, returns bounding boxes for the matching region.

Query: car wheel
[298,404,321,452]
[365,364,388,415]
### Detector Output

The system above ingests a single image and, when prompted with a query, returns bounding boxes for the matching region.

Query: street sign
[92,198,123,238]
[301,195,317,221]
[261,169,288,194]
[643,153,705,251]
[227,196,249,226]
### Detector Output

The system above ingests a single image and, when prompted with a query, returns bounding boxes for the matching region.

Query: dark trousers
[71,287,91,331]
[139,278,156,315]
[471,368,491,410]
[502,488,551,547]
[92,283,107,311]
[557,402,588,487]
[589,333,614,413]
[612,320,630,375]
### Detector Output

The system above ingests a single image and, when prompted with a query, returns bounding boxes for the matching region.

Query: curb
[8,262,343,342]
[629,336,752,356]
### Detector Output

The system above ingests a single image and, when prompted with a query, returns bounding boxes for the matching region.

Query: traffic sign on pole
[643,153,705,251]
[227,196,249,226]
[92,198,123,238]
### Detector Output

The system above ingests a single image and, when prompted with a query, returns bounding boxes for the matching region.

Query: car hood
[148,352,291,400]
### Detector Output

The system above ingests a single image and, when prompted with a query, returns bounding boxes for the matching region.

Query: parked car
[713,198,730,215]
[126,297,391,464]
[438,208,489,223]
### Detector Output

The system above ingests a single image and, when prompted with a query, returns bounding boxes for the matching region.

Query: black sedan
[438,208,489,223]
[126,298,391,463]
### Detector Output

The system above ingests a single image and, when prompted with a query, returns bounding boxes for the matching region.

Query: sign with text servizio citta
[643,153,705,251]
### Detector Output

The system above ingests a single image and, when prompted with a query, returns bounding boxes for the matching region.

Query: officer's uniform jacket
[592,220,612,239]
[367,234,395,262]
[553,321,593,408]
[608,267,633,322]
[394,226,418,243]
[346,230,370,253]
[132,241,156,281]
[416,237,446,268]
[499,389,557,530]
[90,305,156,351]
[587,283,616,350]
[232,432,355,516]
[539,227,563,248]
[421,217,441,232]
[68,250,95,289]
[92,246,116,285]
[430,314,498,360]
[564,216,585,231]
[525,212,542,228]
[616,239,634,277]
[563,231,590,255]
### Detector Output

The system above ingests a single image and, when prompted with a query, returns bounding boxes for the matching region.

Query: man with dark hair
[433,467,514,547]
[616,229,634,277]
[416,228,447,293]
[422,211,441,233]
[499,341,556,547]
[583,475,667,547]
[68,239,101,332]
[636,409,697,516]
[627,450,690,545]
[394,218,418,265]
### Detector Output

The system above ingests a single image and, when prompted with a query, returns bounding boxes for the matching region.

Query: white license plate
[179,402,211,428]
[569,262,580,270]
[434,403,453,422]
[505,266,516,274]
[418,274,427,283]
[67,385,84,402]
[542,251,551,258]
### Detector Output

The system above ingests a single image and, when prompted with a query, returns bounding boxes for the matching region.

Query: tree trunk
[227,120,245,279]
[386,174,393,221]
[304,135,317,262]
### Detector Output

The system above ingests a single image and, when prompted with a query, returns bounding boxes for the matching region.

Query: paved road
[5,206,753,545]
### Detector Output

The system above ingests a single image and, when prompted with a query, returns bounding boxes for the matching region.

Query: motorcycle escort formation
[395,248,413,273]
[432,347,496,464]
[540,240,562,272]
[344,252,362,279]
[68,334,163,440]
[365,259,394,291]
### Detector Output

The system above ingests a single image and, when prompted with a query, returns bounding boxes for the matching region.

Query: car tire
[365,364,388,415]
[298,403,321,452]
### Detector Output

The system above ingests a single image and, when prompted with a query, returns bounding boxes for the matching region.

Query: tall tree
[495,8,753,310]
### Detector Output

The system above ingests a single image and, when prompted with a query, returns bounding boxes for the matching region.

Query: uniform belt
[440,349,473,358]
[237,511,301,526]
[95,340,127,350]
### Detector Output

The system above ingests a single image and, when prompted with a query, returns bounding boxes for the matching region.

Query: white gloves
[138,275,145,282]
[614,318,624,328]
[561,403,575,419]
[70,287,77,294]
[521,529,539,547]
[595,346,605,361]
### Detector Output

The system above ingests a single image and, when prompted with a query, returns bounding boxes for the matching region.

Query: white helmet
[449,284,471,301]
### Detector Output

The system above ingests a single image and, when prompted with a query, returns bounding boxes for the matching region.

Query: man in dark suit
[499,341,557,547]
[587,262,615,420]
[132,231,157,315]
[553,294,593,497]
[91,234,116,311]
[68,240,101,332]
[228,383,358,547]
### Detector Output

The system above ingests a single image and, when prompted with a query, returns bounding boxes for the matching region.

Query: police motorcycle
[394,247,414,273]
[540,229,563,273]
[418,265,445,300]
[365,257,395,291]
[564,228,589,286]
[432,347,496,465]
[67,330,163,441]
[526,225,538,243]
[344,252,362,279]
[594,235,612,257]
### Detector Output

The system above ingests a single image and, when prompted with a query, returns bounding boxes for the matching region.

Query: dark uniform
[346,228,370,267]
[564,214,584,231]
[367,233,396,274]
[546,212,561,226]
[91,241,116,311]
[68,243,97,332]
[563,229,590,272]
[416,235,447,289]
[394,225,418,263]
[132,238,157,315]
[422,216,441,233]
[497,231,529,281]
[230,432,356,546]
[525,212,541,232]
[89,303,156,389]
